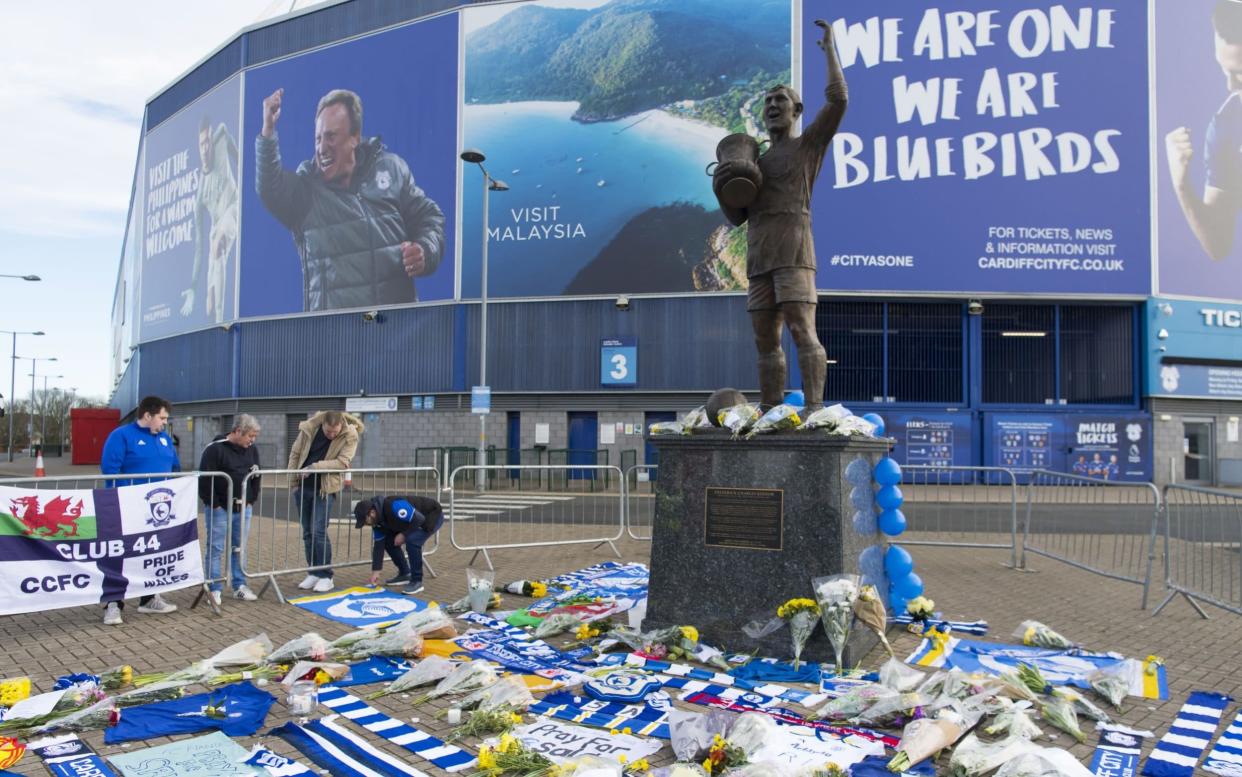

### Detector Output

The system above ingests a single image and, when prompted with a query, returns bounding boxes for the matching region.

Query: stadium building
[110,0,1242,487]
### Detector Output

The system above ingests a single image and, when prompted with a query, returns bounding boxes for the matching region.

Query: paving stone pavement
[1,528,1240,776]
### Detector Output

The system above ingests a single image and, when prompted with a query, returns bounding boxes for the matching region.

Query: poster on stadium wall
[985,414,1150,481]
[138,76,242,340]
[805,1,1150,295]
[1155,1,1242,300]
[239,14,458,316]
[459,0,791,298]
[0,477,202,615]
[882,411,973,470]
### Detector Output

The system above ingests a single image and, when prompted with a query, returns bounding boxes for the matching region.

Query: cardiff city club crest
[144,487,177,528]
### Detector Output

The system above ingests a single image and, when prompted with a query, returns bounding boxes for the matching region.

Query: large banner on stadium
[1155,0,1242,301]
[139,76,242,339]
[459,0,790,298]
[0,477,203,615]
[239,14,458,316]
[806,1,1151,295]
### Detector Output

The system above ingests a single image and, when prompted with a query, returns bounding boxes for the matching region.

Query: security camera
[362,310,380,322]
[615,295,631,311]
[967,299,984,315]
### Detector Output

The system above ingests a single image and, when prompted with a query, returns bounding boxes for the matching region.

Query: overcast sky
[0,2,269,401]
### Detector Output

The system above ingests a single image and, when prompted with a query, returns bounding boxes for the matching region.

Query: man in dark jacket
[198,414,262,606]
[255,87,446,311]
[353,495,443,596]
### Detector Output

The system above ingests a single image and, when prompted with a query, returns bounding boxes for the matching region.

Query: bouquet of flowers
[776,598,820,670]
[607,625,706,664]
[412,660,497,705]
[997,670,1040,704]
[132,660,221,689]
[503,580,549,598]
[30,697,120,735]
[854,585,893,657]
[467,567,497,614]
[887,706,973,772]
[0,678,30,707]
[0,686,106,734]
[744,404,802,439]
[1087,665,1130,710]
[813,684,899,722]
[1051,687,1110,723]
[445,591,502,614]
[812,574,860,673]
[798,405,853,433]
[533,613,584,640]
[329,628,423,662]
[1014,621,1074,650]
[206,635,273,668]
[699,733,749,774]
[995,750,1097,777]
[1015,663,1052,698]
[983,698,1042,740]
[112,683,186,708]
[206,664,288,688]
[99,666,134,691]
[368,656,456,700]
[1039,696,1086,743]
[264,633,329,665]
[444,676,533,716]
[717,404,762,438]
[468,733,554,777]
[949,733,1043,777]
[397,605,458,640]
[446,708,524,743]
[905,597,936,632]
[277,662,349,688]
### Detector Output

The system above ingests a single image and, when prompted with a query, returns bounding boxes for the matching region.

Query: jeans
[297,486,334,578]
[205,505,252,592]
[383,527,431,583]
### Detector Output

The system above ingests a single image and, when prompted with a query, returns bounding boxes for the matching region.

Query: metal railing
[900,465,1020,567]
[623,464,658,541]
[1021,470,1161,609]
[448,464,625,569]
[0,470,233,616]
[239,467,441,603]
[1157,485,1242,618]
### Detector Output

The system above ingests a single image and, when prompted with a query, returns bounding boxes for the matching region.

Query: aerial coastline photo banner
[459,0,792,299]
[802,0,1151,295]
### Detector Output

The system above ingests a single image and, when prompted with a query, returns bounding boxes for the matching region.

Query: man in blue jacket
[255,87,446,311]
[353,495,443,596]
[99,395,181,625]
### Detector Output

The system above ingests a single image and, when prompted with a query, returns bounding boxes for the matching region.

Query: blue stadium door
[567,412,598,480]
[507,412,521,479]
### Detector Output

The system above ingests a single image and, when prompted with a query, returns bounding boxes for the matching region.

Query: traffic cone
[34,451,45,478]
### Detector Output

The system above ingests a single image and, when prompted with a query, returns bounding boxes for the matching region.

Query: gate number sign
[600,337,637,387]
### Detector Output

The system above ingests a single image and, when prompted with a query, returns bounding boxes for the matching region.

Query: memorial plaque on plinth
[644,428,892,667]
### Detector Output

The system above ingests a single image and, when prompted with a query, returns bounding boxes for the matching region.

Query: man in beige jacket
[286,410,365,592]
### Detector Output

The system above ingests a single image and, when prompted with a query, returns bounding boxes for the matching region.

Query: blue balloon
[859,544,883,570]
[849,486,875,512]
[853,509,877,536]
[876,484,904,510]
[879,508,907,536]
[885,545,913,578]
[873,457,903,486]
[889,591,908,614]
[783,390,805,408]
[897,572,925,600]
[845,456,874,486]
[862,413,886,437]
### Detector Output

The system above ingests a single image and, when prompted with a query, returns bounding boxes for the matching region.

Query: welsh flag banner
[0,477,203,615]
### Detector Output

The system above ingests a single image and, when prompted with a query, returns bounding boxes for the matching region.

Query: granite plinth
[644,428,892,668]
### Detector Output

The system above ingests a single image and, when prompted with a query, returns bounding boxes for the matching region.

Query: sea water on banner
[291,586,428,627]
[0,477,203,615]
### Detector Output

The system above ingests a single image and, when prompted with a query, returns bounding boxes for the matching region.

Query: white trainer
[234,585,258,602]
[297,574,318,590]
[137,594,178,614]
[311,576,335,593]
[103,602,123,626]
[209,590,222,608]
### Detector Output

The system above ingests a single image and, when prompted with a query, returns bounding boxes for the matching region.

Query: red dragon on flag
[8,495,84,538]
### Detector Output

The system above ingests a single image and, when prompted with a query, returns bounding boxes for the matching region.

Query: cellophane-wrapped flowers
[776,598,819,670]
[1014,620,1074,650]
[413,660,497,705]
[368,655,456,700]
[812,574,860,673]
[744,404,802,438]
[264,633,329,665]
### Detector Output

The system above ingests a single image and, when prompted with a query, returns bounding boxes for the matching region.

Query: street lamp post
[63,387,77,452]
[3,330,44,461]
[460,149,509,491]
[24,357,57,450]
[35,374,64,447]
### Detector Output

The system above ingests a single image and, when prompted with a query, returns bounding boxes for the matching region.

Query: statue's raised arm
[802,19,849,152]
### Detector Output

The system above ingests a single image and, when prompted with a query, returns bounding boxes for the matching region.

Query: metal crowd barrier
[448,464,625,569]
[623,464,658,541]
[1021,470,1161,609]
[0,470,233,616]
[239,466,441,603]
[900,466,1020,567]
[1157,485,1242,618]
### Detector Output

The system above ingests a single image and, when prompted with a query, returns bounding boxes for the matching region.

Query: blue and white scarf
[1090,724,1152,777]
[271,718,431,777]
[890,614,989,635]
[1142,691,1232,777]
[318,686,475,772]
[594,653,827,707]
[530,689,672,738]
[244,745,315,776]
[1204,709,1242,777]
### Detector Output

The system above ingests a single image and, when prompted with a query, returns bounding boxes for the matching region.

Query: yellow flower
[498,734,518,754]
[703,757,714,773]
[609,728,619,735]
[0,677,31,706]
[476,745,497,769]
[575,624,593,640]
[679,626,699,643]
[618,755,628,764]
[508,712,523,724]
[531,582,548,598]
[622,727,632,734]
[120,666,134,684]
